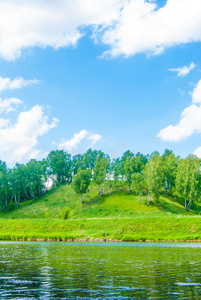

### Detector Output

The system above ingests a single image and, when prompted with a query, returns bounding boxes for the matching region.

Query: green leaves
[72,169,92,202]
[175,155,201,210]
[93,154,110,194]
[47,150,72,184]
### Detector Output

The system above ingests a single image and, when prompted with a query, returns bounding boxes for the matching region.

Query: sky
[1,0,201,165]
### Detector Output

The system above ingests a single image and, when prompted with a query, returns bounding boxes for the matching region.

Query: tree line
[0,148,200,211]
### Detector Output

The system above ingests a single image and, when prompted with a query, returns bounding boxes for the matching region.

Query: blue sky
[0,0,201,165]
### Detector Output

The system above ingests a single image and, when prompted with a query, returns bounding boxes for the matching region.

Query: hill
[0,182,201,242]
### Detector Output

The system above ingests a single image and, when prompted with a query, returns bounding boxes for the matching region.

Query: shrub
[122,234,136,241]
[59,206,71,219]
[8,201,17,211]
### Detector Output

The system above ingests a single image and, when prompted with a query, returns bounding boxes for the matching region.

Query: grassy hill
[0,182,199,219]
[0,182,201,242]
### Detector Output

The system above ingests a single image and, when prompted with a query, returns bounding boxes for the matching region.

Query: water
[0,241,201,299]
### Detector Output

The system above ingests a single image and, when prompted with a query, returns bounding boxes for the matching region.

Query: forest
[0,148,200,212]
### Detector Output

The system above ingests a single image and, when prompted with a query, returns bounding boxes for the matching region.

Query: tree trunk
[109,180,115,195]
[80,195,84,203]
[185,198,191,211]
[147,194,150,205]
[139,193,141,203]
[102,182,105,195]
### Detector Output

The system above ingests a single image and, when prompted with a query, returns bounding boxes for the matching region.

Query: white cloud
[169,62,195,77]
[0,118,9,129]
[158,79,201,142]
[102,0,201,58]
[0,76,41,92]
[0,105,58,165]
[193,146,201,158]
[157,104,201,142]
[58,129,88,152]
[1,1,201,60]
[191,80,201,104]
[88,133,102,144]
[0,0,125,60]
[58,129,102,152]
[0,97,22,113]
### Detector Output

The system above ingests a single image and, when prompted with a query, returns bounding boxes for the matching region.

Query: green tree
[175,155,201,211]
[72,154,83,175]
[123,156,134,193]
[144,154,163,203]
[123,154,145,193]
[0,161,9,208]
[72,169,92,203]
[161,149,178,194]
[106,158,123,195]
[25,159,45,198]
[132,172,144,202]
[47,150,72,185]
[93,154,110,195]
[82,149,101,170]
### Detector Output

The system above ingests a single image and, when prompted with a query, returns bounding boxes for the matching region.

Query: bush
[59,206,71,219]
[8,201,17,211]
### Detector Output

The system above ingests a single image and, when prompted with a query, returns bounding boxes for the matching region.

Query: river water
[0,241,200,299]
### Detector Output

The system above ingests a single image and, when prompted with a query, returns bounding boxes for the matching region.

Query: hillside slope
[0,182,199,220]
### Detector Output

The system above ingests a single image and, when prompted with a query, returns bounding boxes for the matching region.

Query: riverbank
[0,184,201,242]
[0,216,201,242]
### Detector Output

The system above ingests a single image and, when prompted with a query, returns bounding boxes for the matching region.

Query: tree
[161,149,178,194]
[72,169,92,203]
[123,154,145,193]
[46,150,72,185]
[82,149,101,170]
[123,156,134,193]
[93,154,110,195]
[0,161,9,208]
[106,158,123,195]
[175,155,201,211]
[144,154,163,203]
[132,172,144,202]
[72,154,83,175]
[25,159,45,198]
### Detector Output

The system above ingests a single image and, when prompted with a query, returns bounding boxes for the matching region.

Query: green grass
[0,182,197,220]
[0,216,200,242]
[0,182,201,241]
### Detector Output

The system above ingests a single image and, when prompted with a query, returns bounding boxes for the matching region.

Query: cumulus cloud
[191,80,201,104]
[0,76,41,92]
[157,79,201,142]
[169,62,195,77]
[0,1,201,60]
[88,133,102,144]
[0,105,58,165]
[0,0,124,60]
[102,0,201,58]
[0,118,9,129]
[0,97,22,113]
[193,146,201,158]
[58,129,102,152]
[157,104,201,142]
[58,129,89,152]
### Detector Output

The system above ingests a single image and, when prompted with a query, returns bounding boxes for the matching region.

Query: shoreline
[1,237,201,243]
[1,216,201,243]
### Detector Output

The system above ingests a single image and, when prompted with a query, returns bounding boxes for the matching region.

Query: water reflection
[0,242,200,299]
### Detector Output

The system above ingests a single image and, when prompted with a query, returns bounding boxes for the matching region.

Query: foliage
[93,154,110,195]
[0,148,201,213]
[47,150,72,185]
[59,206,71,219]
[71,169,92,202]
[144,153,163,202]
[175,155,201,211]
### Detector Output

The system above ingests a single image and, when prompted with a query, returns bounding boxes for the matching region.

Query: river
[0,241,201,299]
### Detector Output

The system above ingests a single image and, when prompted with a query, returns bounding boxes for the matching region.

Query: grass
[0,182,201,242]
